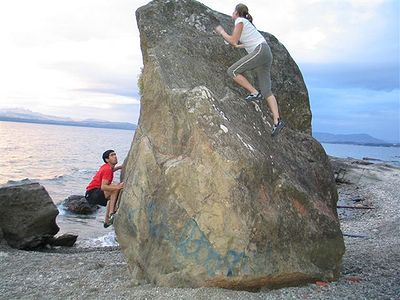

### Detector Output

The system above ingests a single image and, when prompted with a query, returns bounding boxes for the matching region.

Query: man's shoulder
[98,164,113,181]
[99,163,112,172]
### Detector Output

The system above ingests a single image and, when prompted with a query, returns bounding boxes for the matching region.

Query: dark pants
[85,188,108,206]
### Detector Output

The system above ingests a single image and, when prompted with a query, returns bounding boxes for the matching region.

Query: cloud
[301,63,400,91]
[310,87,400,142]
[204,0,399,64]
[204,1,399,142]
[0,0,145,122]
[0,0,398,133]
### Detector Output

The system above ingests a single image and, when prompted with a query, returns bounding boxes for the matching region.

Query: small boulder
[62,195,98,214]
[0,181,59,249]
[48,233,78,247]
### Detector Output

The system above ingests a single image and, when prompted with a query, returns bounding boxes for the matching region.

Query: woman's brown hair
[235,3,253,23]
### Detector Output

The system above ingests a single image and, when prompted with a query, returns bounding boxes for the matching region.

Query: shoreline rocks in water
[47,233,79,247]
[61,195,99,215]
[0,180,78,249]
[0,181,59,249]
[0,157,399,299]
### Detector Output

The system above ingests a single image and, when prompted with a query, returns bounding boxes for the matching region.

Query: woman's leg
[227,45,263,95]
[254,67,280,124]
[232,74,258,94]
[266,95,280,124]
[254,45,281,125]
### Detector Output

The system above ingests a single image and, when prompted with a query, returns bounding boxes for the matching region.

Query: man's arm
[101,179,124,192]
[113,165,123,172]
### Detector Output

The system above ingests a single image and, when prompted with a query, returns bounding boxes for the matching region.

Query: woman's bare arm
[215,23,243,46]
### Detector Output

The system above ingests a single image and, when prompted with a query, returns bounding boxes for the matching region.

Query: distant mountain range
[0,108,136,130]
[1,109,396,145]
[313,132,398,147]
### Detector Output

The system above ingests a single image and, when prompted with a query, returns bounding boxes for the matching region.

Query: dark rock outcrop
[115,0,344,290]
[0,181,59,249]
[48,233,78,247]
[61,195,98,214]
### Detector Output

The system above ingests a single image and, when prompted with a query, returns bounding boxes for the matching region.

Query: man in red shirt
[85,149,124,228]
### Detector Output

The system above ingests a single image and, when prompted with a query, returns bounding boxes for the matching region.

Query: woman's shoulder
[235,17,249,25]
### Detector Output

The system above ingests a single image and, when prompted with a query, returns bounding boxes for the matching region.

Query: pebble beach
[1,157,399,299]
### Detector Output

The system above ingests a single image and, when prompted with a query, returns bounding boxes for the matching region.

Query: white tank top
[235,17,266,53]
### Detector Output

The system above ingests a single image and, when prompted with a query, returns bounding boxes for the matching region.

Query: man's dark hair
[102,149,115,163]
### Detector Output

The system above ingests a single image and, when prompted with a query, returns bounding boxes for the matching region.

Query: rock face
[0,181,59,249]
[115,0,345,290]
[62,195,98,214]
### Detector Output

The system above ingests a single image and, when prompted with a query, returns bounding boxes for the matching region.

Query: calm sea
[1,121,399,246]
[321,142,400,166]
[0,121,134,247]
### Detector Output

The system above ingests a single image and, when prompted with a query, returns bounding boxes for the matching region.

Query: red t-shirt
[86,163,113,191]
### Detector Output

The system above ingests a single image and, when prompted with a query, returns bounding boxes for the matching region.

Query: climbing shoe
[245,92,263,102]
[103,213,115,228]
[271,119,285,137]
[109,213,115,225]
[103,222,111,228]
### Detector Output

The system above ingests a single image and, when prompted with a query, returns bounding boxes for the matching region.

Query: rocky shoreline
[1,157,399,299]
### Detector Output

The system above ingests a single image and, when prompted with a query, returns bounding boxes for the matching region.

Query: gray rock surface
[115,0,344,290]
[0,181,59,249]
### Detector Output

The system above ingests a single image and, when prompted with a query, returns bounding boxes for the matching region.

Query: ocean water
[321,143,400,166]
[0,121,134,247]
[1,121,399,247]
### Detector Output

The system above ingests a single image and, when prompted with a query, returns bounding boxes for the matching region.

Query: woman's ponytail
[235,3,253,23]
[245,13,253,23]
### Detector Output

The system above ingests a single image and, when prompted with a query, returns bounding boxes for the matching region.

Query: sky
[0,0,399,142]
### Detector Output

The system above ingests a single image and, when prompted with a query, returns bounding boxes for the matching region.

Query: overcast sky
[0,0,399,141]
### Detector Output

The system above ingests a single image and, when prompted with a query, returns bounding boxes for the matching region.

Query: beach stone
[115,0,345,290]
[48,233,78,247]
[62,195,98,214]
[0,181,59,249]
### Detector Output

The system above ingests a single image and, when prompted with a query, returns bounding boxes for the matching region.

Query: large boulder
[0,181,59,249]
[115,0,345,290]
